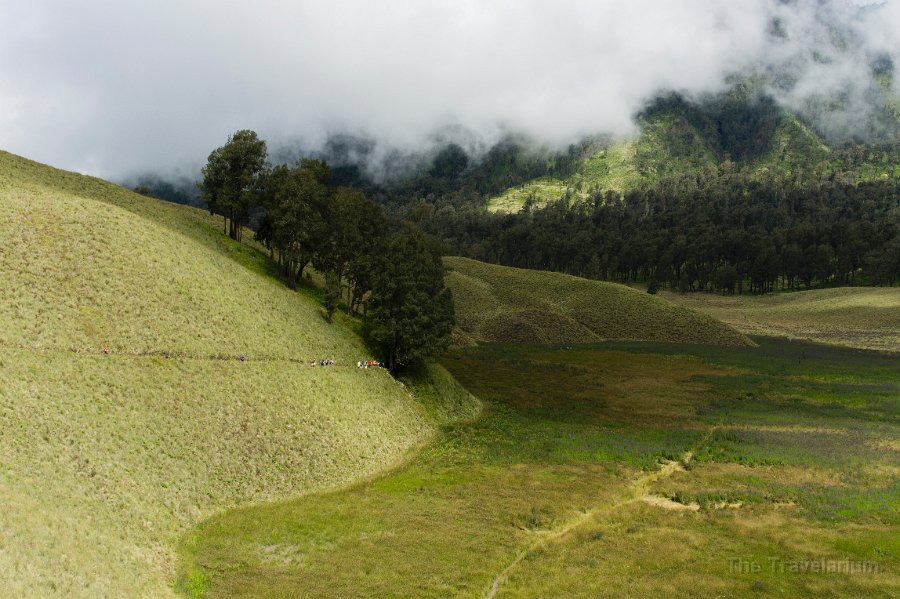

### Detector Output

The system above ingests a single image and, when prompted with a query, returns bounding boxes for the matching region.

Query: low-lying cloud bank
[0,0,897,179]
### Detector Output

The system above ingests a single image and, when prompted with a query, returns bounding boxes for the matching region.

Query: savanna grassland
[3,147,897,599]
[177,338,899,598]
[0,151,437,598]
[444,256,751,346]
[662,287,900,353]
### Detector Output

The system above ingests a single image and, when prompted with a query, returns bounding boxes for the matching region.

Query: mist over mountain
[1,0,898,182]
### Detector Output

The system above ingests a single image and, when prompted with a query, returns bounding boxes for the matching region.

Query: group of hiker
[357,360,384,369]
[311,358,335,366]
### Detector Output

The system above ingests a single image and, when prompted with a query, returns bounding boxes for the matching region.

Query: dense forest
[418,166,900,293]
[371,92,900,293]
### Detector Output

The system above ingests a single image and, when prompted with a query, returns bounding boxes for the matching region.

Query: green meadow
[2,149,897,598]
[177,339,899,598]
[0,151,435,597]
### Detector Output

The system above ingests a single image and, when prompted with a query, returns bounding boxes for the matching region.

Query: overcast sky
[0,0,897,179]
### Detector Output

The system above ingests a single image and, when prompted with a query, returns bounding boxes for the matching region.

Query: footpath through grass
[177,338,899,598]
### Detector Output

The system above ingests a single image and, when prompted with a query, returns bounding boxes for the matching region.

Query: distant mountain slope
[487,90,897,214]
[0,150,432,598]
[444,256,751,346]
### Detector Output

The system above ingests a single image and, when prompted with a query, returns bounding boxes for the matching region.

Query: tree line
[416,164,900,293]
[200,130,454,374]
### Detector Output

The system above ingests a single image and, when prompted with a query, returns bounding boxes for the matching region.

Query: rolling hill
[661,287,900,353]
[444,256,751,346]
[0,151,436,597]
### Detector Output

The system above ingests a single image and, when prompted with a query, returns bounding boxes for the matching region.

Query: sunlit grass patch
[662,287,900,353]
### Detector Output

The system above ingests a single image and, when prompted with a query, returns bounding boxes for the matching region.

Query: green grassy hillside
[444,257,751,346]
[661,287,900,353]
[485,112,724,213]
[486,107,890,214]
[0,151,434,597]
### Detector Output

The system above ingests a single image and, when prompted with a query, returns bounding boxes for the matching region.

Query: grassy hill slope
[486,106,888,214]
[485,112,725,213]
[661,287,900,353]
[0,151,433,598]
[444,257,751,346]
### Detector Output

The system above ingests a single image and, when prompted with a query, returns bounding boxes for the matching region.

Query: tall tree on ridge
[364,223,454,375]
[200,129,268,242]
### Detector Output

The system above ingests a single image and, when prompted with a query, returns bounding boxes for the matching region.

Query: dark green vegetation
[427,169,900,293]
[177,338,899,598]
[200,129,268,242]
[201,133,454,372]
[368,90,900,293]
[444,256,751,346]
[149,87,900,296]
[365,225,455,373]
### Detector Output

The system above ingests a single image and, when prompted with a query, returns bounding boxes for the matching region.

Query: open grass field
[445,256,752,347]
[661,287,900,353]
[177,338,899,597]
[0,151,437,597]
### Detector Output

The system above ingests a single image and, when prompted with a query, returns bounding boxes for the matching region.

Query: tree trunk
[287,262,297,290]
[388,348,397,376]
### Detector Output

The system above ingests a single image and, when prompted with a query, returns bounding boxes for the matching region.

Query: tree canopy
[200,129,268,241]
[364,223,454,374]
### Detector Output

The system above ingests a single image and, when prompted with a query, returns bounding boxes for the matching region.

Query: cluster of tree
[200,130,454,374]
[417,165,900,293]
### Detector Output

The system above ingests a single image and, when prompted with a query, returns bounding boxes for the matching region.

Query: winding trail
[484,427,718,599]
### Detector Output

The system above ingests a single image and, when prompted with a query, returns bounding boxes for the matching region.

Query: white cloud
[0,0,896,178]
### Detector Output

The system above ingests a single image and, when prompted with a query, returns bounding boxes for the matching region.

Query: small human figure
[102,347,109,355]
[240,354,246,362]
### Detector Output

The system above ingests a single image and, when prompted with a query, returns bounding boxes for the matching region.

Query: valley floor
[177,338,899,598]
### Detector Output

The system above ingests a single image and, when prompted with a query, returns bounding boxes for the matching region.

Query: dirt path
[3,342,375,368]
[484,429,717,598]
